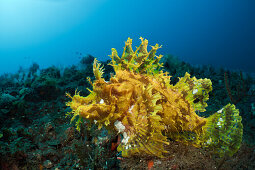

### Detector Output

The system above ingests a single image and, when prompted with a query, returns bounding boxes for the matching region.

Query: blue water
[0,0,255,74]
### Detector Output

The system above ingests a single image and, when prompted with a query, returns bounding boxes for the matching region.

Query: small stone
[43,160,53,169]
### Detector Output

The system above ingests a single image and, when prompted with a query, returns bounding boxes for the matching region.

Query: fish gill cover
[66,37,243,158]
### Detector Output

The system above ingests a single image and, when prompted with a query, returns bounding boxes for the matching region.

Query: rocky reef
[0,38,254,169]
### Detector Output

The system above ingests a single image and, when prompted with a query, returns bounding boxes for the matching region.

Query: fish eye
[193,98,200,103]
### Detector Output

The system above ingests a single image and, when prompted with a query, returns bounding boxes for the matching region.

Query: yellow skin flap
[66,37,243,158]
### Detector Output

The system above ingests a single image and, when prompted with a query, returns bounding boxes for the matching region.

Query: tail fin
[203,104,243,157]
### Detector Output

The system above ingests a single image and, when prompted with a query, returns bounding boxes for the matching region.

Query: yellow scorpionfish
[66,37,243,158]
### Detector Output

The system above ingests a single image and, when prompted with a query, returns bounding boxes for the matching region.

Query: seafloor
[0,55,254,169]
